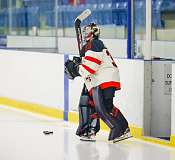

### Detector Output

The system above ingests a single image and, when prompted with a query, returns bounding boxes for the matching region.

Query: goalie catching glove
[64,57,81,80]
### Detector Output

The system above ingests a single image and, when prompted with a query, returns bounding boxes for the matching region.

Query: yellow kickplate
[68,111,79,123]
[0,97,63,119]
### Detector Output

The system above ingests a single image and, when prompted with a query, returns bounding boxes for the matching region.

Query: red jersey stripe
[81,64,96,74]
[84,56,101,65]
[100,81,121,90]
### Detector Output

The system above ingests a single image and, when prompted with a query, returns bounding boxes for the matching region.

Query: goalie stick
[74,9,91,57]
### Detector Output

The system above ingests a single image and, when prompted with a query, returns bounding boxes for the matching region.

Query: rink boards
[0,49,175,147]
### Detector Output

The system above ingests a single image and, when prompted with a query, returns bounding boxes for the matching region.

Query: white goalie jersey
[79,49,121,91]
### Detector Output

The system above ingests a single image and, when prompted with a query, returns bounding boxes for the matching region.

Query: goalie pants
[92,86,129,141]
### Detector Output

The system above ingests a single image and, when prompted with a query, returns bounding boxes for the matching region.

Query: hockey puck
[43,131,53,135]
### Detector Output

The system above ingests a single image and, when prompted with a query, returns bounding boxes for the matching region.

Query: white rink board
[69,77,84,111]
[0,50,64,109]
[0,50,145,129]
[114,59,144,128]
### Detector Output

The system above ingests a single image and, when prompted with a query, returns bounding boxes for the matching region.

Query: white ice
[0,105,175,160]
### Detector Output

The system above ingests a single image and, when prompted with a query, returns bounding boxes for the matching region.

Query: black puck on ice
[43,131,53,135]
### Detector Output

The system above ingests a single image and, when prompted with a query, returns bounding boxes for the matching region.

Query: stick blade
[75,9,91,22]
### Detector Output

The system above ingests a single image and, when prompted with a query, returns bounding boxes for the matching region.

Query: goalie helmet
[82,23,100,42]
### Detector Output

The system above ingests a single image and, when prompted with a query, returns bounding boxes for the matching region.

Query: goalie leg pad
[76,94,90,136]
[79,95,89,106]
[76,104,100,136]
[76,85,100,136]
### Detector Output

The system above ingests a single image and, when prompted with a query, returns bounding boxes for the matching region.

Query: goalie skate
[113,128,132,143]
[80,136,96,142]
[79,130,96,142]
